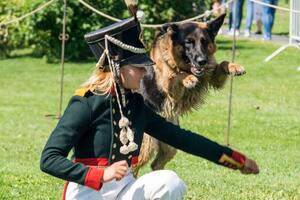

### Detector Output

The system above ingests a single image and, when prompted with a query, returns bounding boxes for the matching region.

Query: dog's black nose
[197,59,207,66]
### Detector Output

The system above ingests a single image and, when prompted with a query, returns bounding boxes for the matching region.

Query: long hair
[81,68,114,95]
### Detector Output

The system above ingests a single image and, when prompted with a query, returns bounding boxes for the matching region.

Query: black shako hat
[84,17,154,70]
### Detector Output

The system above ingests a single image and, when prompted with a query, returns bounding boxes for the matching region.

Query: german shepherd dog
[136,14,245,175]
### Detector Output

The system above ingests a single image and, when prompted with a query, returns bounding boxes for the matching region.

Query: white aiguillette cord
[103,35,138,155]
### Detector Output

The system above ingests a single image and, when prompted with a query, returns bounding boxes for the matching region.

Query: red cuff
[218,150,246,169]
[232,150,246,166]
[84,167,104,191]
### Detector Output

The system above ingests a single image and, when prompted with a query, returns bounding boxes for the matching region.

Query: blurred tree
[2,0,210,61]
[0,0,34,58]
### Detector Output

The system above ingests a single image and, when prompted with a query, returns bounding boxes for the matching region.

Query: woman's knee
[155,170,187,198]
[122,170,187,200]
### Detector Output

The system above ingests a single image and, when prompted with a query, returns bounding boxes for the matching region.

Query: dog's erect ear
[161,23,179,35]
[207,13,226,39]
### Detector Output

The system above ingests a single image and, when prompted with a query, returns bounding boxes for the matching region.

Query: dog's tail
[133,133,158,177]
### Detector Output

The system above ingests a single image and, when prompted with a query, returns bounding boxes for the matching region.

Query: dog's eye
[185,38,195,45]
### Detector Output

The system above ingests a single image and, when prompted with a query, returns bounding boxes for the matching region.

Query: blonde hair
[81,68,114,95]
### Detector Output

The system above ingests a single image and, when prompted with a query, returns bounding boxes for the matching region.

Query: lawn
[1,0,299,199]
[0,36,299,199]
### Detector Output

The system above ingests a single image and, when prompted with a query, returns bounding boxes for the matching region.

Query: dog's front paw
[228,63,246,76]
[182,75,198,88]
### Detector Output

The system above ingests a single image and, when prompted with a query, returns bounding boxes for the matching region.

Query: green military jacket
[40,88,245,191]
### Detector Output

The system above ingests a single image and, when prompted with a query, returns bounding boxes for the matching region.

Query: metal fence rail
[264,0,300,62]
[291,0,300,41]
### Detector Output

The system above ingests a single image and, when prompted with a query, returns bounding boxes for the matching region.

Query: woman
[40,17,259,200]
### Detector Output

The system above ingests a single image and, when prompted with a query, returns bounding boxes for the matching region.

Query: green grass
[0,37,299,199]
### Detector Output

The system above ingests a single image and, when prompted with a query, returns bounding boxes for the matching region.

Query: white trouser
[65,170,187,200]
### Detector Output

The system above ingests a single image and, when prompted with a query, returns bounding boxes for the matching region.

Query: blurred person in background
[228,0,245,36]
[262,0,278,40]
[244,0,263,37]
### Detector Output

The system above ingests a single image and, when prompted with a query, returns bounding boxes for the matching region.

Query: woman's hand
[240,158,259,175]
[103,160,129,182]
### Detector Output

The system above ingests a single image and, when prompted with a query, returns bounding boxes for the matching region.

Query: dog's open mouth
[183,56,206,77]
[190,63,205,77]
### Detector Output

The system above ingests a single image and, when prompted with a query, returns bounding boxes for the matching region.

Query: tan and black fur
[136,14,245,175]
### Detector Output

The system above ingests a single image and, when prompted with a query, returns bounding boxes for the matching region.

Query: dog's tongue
[191,65,204,76]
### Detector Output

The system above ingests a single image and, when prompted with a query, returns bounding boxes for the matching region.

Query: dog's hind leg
[133,133,158,177]
[151,142,177,170]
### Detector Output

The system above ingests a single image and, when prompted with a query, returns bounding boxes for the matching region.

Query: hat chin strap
[95,49,107,71]
[96,34,146,71]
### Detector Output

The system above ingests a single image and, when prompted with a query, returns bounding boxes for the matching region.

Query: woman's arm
[40,96,104,190]
[144,105,259,174]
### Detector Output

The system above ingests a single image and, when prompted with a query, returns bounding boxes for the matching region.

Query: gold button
[114,133,118,137]
[112,155,115,160]
[127,110,131,115]
[128,155,132,159]
[126,100,129,105]
[113,143,117,148]
[112,108,116,114]
[113,121,117,126]
[112,98,115,103]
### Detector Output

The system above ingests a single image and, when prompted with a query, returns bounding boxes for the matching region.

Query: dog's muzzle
[190,63,205,77]
[184,55,207,77]
[191,58,207,76]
